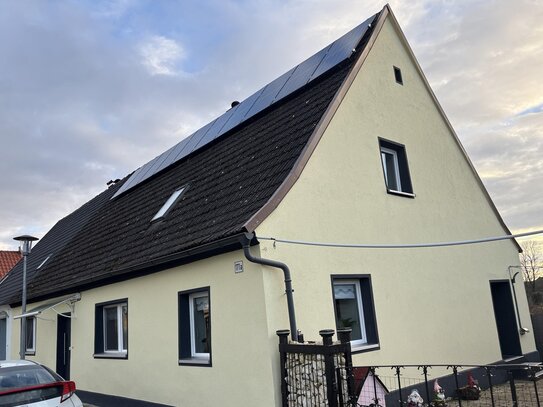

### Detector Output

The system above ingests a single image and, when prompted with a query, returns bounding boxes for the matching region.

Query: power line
[257,229,543,249]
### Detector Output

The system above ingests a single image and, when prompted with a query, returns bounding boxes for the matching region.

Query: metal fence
[276,329,543,407]
[352,364,543,407]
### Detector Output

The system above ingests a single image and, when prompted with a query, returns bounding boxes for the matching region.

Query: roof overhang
[24,233,249,304]
[14,293,81,319]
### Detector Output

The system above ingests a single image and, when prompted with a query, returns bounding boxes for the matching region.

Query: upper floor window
[379,138,414,197]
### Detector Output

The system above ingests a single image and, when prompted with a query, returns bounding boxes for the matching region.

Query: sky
[0,0,542,251]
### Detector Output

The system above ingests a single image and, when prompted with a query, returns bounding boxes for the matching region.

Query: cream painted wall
[10,251,278,407]
[6,14,536,407]
[255,15,536,370]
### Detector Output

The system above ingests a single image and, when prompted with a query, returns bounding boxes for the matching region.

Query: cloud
[0,0,542,250]
[139,35,185,76]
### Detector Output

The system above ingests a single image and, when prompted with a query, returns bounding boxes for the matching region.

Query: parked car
[0,360,83,407]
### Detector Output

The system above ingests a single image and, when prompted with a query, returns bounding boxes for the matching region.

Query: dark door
[490,281,522,359]
[56,314,71,379]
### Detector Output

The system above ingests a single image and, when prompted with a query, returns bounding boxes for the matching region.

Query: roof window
[37,254,52,270]
[151,187,186,221]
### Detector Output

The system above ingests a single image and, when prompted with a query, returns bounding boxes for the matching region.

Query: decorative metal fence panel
[277,329,355,407]
[277,329,543,407]
[350,364,543,407]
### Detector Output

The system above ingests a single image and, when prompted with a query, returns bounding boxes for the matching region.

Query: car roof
[0,360,38,368]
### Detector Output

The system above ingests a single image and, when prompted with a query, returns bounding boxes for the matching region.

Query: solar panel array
[113,15,375,198]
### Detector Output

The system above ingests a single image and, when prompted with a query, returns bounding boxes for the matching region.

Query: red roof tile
[0,251,21,279]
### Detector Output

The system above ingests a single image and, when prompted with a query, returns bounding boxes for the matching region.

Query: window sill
[351,343,380,355]
[25,351,36,356]
[94,352,128,360]
[386,189,415,198]
[179,356,211,367]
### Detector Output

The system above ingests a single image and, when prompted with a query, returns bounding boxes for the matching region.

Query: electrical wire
[257,229,543,249]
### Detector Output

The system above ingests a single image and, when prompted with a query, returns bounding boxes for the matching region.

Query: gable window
[379,138,414,197]
[332,276,379,352]
[152,186,186,221]
[179,287,211,366]
[94,299,128,359]
[393,66,403,85]
[25,317,36,355]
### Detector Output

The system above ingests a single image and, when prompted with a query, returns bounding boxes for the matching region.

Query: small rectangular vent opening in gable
[151,186,186,222]
[393,66,403,85]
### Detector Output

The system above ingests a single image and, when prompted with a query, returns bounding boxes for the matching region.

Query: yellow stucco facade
[11,251,280,406]
[254,15,535,367]
[6,11,535,407]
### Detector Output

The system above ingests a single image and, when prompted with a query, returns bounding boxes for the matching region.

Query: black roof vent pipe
[231,101,240,108]
[242,232,299,342]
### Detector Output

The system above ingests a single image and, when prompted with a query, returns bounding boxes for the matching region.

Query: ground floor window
[25,317,36,355]
[332,276,379,351]
[179,287,211,366]
[94,299,128,358]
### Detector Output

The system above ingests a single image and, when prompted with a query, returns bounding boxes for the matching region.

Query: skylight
[37,254,52,270]
[152,187,185,221]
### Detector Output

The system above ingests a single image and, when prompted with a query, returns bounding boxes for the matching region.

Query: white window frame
[188,291,210,359]
[103,303,127,354]
[380,147,402,192]
[333,279,367,347]
[25,317,36,354]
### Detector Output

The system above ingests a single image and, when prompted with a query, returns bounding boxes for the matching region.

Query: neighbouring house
[0,251,20,281]
[0,5,536,406]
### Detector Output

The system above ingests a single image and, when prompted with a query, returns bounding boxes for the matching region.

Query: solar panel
[194,108,235,150]
[118,166,144,194]
[244,67,295,119]
[310,16,373,80]
[113,14,376,199]
[154,137,191,174]
[177,120,215,159]
[220,88,264,135]
[140,148,174,182]
[275,45,331,101]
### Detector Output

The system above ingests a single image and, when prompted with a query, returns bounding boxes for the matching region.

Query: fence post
[420,365,431,404]
[277,329,290,407]
[508,370,518,407]
[530,366,541,407]
[337,328,355,406]
[394,366,404,406]
[452,366,462,407]
[321,329,338,407]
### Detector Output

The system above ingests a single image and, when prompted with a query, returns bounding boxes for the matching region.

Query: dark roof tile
[1,14,380,303]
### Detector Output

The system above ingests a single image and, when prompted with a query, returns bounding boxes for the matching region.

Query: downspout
[242,232,299,342]
[508,266,529,335]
